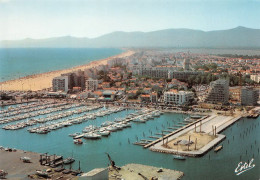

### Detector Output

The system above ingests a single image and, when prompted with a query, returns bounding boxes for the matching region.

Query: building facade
[183,59,191,71]
[203,79,229,104]
[241,87,259,106]
[164,91,194,105]
[250,74,260,83]
[85,78,99,91]
[61,70,86,90]
[168,71,201,81]
[52,76,69,92]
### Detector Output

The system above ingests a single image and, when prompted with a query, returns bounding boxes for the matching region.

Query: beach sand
[0,50,135,91]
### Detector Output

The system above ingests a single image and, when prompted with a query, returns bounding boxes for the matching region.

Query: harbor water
[0,103,259,180]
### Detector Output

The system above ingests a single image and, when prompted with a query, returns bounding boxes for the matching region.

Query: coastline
[0,50,135,91]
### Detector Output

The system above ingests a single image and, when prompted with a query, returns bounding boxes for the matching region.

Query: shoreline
[0,50,135,91]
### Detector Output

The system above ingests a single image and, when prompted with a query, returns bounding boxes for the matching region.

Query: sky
[0,0,259,40]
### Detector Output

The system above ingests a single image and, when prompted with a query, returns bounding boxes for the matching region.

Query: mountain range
[1,26,260,48]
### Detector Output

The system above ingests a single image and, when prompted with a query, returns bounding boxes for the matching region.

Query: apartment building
[164,90,194,105]
[241,87,259,106]
[203,79,229,104]
[85,78,99,91]
[52,76,69,92]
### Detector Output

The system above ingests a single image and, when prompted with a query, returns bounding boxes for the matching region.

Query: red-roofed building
[139,94,150,103]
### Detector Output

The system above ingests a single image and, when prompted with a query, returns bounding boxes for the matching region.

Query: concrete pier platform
[148,114,242,157]
[0,149,78,179]
[109,164,184,180]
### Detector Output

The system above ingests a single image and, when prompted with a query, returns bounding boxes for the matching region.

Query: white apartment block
[52,76,69,92]
[85,78,99,91]
[250,74,260,83]
[164,91,194,105]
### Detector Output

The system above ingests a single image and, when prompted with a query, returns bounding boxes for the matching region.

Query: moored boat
[83,132,101,139]
[69,132,81,137]
[73,139,83,144]
[214,145,223,152]
[173,155,186,160]
[63,157,75,164]
[98,129,110,136]
[36,170,49,178]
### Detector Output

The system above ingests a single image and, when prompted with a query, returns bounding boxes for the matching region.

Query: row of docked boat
[34,105,101,123]
[94,107,125,117]
[71,120,132,140]
[0,103,84,125]
[130,110,163,123]
[70,109,163,141]
[0,102,67,118]
[26,106,118,134]
[2,119,37,130]
[0,101,54,114]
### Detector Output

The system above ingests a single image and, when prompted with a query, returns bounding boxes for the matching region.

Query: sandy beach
[0,50,135,91]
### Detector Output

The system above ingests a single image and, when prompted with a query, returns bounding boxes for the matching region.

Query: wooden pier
[40,153,63,167]
[162,130,172,133]
[149,136,160,139]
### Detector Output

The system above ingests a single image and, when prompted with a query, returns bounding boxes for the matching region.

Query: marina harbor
[0,100,259,179]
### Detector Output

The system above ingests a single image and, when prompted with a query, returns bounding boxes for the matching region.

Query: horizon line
[1,26,258,42]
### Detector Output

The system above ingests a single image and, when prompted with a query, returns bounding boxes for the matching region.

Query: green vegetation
[185,72,257,86]
[194,63,218,71]
[186,73,218,86]
[112,63,127,71]
[220,73,256,86]
[98,70,111,82]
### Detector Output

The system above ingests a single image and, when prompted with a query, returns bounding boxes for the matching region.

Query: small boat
[83,133,101,139]
[73,139,83,144]
[36,170,49,178]
[69,132,81,137]
[20,156,31,163]
[106,125,117,132]
[98,130,110,136]
[54,167,65,172]
[63,157,75,164]
[214,145,223,152]
[0,170,8,179]
[133,118,146,123]
[173,155,186,160]
[190,115,202,119]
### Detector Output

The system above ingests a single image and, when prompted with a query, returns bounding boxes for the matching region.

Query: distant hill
[1,26,260,48]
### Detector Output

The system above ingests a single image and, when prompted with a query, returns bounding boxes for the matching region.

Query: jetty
[145,114,243,157]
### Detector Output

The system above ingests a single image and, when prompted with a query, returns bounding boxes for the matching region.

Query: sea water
[0,48,123,82]
[0,104,259,180]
